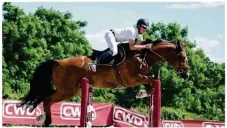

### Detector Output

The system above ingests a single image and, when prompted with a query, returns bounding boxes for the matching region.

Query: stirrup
[89,62,97,72]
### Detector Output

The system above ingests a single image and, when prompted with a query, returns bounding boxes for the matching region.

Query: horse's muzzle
[178,69,190,79]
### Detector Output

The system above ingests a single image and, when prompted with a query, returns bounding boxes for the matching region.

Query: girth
[113,65,125,88]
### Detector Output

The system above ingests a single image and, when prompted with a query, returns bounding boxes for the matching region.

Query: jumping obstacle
[80,77,93,127]
[79,77,161,127]
[148,78,161,127]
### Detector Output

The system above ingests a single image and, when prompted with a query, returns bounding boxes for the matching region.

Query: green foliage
[161,107,206,120]
[3,2,91,99]
[3,2,224,122]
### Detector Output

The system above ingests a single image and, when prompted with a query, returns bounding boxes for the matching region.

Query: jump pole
[148,71,161,127]
[80,77,93,127]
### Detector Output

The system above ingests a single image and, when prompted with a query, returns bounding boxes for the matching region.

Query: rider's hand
[145,44,153,50]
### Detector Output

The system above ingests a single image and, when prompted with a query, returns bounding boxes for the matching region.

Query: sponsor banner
[202,122,225,128]
[112,105,149,127]
[2,99,225,127]
[162,120,225,128]
[58,102,113,126]
[3,100,43,125]
[162,120,184,128]
[2,99,113,126]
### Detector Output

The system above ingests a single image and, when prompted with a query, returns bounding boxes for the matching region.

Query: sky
[11,2,225,63]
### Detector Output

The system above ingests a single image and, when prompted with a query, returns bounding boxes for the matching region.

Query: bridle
[176,50,189,74]
[142,39,189,73]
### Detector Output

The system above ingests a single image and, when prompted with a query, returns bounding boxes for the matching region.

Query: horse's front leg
[125,74,154,98]
[130,74,154,85]
[129,74,154,99]
[135,84,153,99]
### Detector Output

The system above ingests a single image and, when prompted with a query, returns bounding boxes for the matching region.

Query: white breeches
[104,31,118,56]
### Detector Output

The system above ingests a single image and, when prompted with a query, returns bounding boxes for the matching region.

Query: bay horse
[18,39,190,126]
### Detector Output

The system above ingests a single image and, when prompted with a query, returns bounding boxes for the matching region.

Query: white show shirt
[111,27,143,43]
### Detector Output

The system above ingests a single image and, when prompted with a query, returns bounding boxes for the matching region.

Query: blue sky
[12,2,225,63]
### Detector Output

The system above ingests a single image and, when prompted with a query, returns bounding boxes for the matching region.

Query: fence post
[152,79,161,127]
[148,70,161,127]
[80,77,92,127]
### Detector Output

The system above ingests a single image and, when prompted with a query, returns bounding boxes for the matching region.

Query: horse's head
[145,39,190,79]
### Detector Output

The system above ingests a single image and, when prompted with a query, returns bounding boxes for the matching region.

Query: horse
[18,39,190,127]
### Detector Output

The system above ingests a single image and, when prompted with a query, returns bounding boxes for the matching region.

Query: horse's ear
[176,40,183,51]
[177,40,181,46]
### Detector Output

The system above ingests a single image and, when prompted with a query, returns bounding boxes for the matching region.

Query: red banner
[2,99,225,127]
[2,99,113,126]
[162,120,225,128]
[3,100,43,125]
[112,105,149,127]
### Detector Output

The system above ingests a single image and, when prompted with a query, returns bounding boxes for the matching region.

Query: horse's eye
[178,69,184,73]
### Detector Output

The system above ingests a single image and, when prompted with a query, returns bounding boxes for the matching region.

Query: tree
[3,2,91,99]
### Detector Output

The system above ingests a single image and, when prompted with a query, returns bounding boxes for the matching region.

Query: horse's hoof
[36,112,46,123]
[29,106,35,113]
[136,90,150,99]
[44,114,52,127]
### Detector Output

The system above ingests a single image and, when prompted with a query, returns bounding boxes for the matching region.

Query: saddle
[90,43,131,66]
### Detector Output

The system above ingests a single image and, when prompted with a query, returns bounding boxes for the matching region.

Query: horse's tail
[18,60,57,110]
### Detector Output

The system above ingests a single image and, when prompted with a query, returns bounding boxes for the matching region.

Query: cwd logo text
[60,103,96,120]
[203,122,225,128]
[162,121,184,128]
[113,106,148,127]
[3,100,42,119]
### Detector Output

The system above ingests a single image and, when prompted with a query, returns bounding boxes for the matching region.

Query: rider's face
[138,25,147,34]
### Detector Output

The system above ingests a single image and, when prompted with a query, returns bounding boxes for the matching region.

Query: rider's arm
[129,39,145,51]
[129,39,150,51]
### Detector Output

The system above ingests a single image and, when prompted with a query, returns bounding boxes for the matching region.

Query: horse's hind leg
[39,88,80,127]
[42,98,54,127]
[34,90,63,127]
[36,90,59,127]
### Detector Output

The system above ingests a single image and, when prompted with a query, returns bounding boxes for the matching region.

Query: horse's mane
[150,39,179,51]
[152,39,177,46]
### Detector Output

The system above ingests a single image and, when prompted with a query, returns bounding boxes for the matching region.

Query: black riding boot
[89,50,112,72]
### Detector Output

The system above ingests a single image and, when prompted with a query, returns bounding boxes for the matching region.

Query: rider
[89,18,153,72]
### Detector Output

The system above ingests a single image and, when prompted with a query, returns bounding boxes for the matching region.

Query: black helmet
[136,18,149,29]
